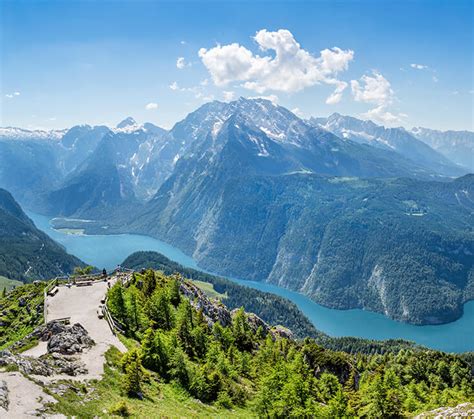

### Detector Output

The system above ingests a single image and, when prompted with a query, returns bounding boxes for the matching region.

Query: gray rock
[180,281,232,327]
[0,380,8,411]
[46,322,94,355]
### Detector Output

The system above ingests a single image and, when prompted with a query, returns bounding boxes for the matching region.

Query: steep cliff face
[132,158,474,324]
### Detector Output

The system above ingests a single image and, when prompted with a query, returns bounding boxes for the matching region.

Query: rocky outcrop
[271,325,294,340]
[12,321,95,355]
[0,321,93,377]
[180,281,232,327]
[46,323,94,355]
[180,279,296,341]
[0,380,8,411]
[415,402,474,418]
[0,350,87,377]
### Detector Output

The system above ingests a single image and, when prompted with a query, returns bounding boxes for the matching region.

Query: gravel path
[0,371,63,418]
[26,277,126,381]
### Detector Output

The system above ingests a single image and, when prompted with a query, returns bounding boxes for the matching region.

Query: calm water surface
[28,211,474,353]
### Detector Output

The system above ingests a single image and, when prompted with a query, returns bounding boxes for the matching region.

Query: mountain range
[0,98,472,324]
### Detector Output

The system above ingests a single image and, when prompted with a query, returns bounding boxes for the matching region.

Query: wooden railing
[43,277,58,324]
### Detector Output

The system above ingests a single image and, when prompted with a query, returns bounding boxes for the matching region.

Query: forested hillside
[0,188,83,281]
[123,250,420,354]
[131,171,474,325]
[97,270,474,417]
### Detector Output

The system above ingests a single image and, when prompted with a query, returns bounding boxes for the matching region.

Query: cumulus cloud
[5,91,20,99]
[198,29,353,103]
[351,71,405,125]
[223,91,235,102]
[410,63,428,70]
[176,57,190,69]
[248,94,279,104]
[361,106,405,125]
[291,107,303,117]
[351,71,394,106]
[325,80,348,104]
[145,102,158,110]
[169,81,179,90]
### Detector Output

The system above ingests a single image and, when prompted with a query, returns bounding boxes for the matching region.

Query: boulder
[47,323,94,355]
[270,325,294,340]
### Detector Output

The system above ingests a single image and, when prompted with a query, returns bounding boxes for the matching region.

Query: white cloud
[432,75,439,83]
[351,71,406,125]
[180,40,186,45]
[248,94,279,104]
[325,80,348,104]
[169,81,179,90]
[5,91,20,99]
[410,63,428,70]
[291,107,303,117]
[361,105,405,125]
[223,91,235,102]
[198,29,353,100]
[351,71,394,106]
[177,57,190,69]
[145,102,158,110]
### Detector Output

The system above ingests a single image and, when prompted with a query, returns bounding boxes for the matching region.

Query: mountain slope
[311,113,467,177]
[0,188,84,280]
[132,170,474,324]
[411,127,474,172]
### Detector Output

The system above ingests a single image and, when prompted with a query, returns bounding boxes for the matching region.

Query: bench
[47,286,59,297]
[76,281,92,287]
[51,316,71,325]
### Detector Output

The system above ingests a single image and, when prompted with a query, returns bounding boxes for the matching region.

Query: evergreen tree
[232,308,252,351]
[141,328,170,378]
[127,287,143,333]
[168,276,181,307]
[175,299,195,356]
[147,288,174,330]
[142,269,157,297]
[122,349,145,398]
[108,283,127,324]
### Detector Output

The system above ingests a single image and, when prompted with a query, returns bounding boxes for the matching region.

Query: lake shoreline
[27,210,474,353]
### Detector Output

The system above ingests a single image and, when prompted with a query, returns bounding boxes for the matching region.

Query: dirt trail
[0,371,63,418]
[1,276,128,417]
[24,277,127,381]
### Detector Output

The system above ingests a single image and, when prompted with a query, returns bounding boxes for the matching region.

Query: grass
[47,347,255,418]
[0,282,46,350]
[0,275,23,291]
[192,280,227,300]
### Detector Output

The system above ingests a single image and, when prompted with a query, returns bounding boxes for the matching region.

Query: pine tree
[108,283,127,324]
[142,328,170,378]
[176,299,195,356]
[168,276,181,307]
[142,269,157,297]
[123,349,145,398]
[147,289,174,330]
[232,308,252,351]
[127,287,143,333]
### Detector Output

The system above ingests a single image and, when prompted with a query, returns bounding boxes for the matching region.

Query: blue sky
[1,0,472,131]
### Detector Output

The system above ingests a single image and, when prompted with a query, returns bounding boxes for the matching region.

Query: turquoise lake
[28,211,474,353]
